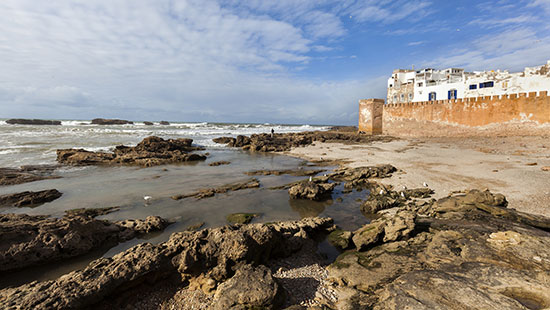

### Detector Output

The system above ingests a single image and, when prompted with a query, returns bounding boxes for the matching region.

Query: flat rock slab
[0,189,62,207]
[6,119,61,125]
[172,178,260,200]
[0,166,61,186]
[327,189,550,309]
[0,213,168,272]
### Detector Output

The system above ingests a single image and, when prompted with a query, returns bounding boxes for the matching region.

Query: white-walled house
[386,61,550,104]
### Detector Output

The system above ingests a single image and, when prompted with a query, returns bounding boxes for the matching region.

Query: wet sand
[287,135,550,217]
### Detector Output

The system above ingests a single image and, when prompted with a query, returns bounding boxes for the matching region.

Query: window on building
[400,94,405,102]
[429,92,436,101]
[479,81,494,88]
[469,84,477,90]
[417,82,423,87]
[408,93,413,101]
[448,89,457,99]
[393,95,398,102]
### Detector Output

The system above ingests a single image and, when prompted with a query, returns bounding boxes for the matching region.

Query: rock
[212,137,236,145]
[212,129,396,153]
[6,119,61,125]
[56,136,207,167]
[360,194,403,214]
[208,161,231,166]
[0,166,61,186]
[159,121,170,125]
[226,213,260,224]
[246,169,325,177]
[171,178,260,200]
[91,118,133,125]
[328,229,353,250]
[0,213,168,272]
[0,217,334,309]
[64,206,120,217]
[211,264,284,310]
[116,216,169,234]
[186,222,205,231]
[0,189,62,207]
[326,190,550,309]
[143,121,154,125]
[289,182,336,200]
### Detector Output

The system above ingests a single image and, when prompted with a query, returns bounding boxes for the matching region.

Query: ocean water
[0,120,368,288]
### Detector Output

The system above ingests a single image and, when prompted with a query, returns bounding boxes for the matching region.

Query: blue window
[448,89,457,99]
[469,84,477,90]
[479,81,494,88]
[429,92,437,101]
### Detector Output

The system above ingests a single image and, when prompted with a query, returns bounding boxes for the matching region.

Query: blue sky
[1,0,549,125]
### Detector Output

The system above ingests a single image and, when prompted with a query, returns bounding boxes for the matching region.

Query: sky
[1,0,550,125]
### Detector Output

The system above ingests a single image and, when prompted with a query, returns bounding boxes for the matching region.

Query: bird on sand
[144,196,152,203]
[423,182,429,187]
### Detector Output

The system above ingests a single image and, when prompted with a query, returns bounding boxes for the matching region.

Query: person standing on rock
[271,128,274,138]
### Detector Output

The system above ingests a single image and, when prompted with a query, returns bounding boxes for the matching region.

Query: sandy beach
[288,135,550,217]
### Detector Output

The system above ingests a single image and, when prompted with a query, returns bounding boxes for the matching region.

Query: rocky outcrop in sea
[56,136,207,167]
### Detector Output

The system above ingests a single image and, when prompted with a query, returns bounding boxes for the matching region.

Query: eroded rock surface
[0,213,168,272]
[0,189,62,207]
[171,178,260,200]
[211,264,284,310]
[56,136,206,167]
[0,217,334,310]
[289,181,336,201]
[0,166,61,186]
[208,161,231,166]
[326,189,550,310]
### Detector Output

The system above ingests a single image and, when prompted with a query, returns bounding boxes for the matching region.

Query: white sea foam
[0,120,329,167]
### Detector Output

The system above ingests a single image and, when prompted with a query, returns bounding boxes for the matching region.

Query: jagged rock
[211,264,284,310]
[226,213,260,224]
[56,136,206,167]
[6,119,61,125]
[288,181,336,201]
[171,178,260,200]
[0,213,168,272]
[0,166,61,186]
[213,129,395,152]
[0,189,62,207]
[159,121,170,125]
[143,121,154,125]
[208,161,231,166]
[91,118,133,125]
[0,217,334,309]
[327,190,550,309]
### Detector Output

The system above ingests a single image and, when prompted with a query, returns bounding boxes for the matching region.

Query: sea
[0,120,369,287]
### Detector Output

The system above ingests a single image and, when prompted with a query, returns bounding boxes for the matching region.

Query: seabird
[144,196,152,203]
[402,185,407,190]
[379,189,385,195]
[309,176,313,182]
[400,192,406,198]
[423,182,429,187]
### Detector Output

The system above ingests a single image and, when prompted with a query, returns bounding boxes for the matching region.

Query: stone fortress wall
[359,91,550,136]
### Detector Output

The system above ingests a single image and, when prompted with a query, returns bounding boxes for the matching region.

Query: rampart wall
[383,91,550,126]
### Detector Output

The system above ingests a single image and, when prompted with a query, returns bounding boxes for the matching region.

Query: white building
[387,61,550,104]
